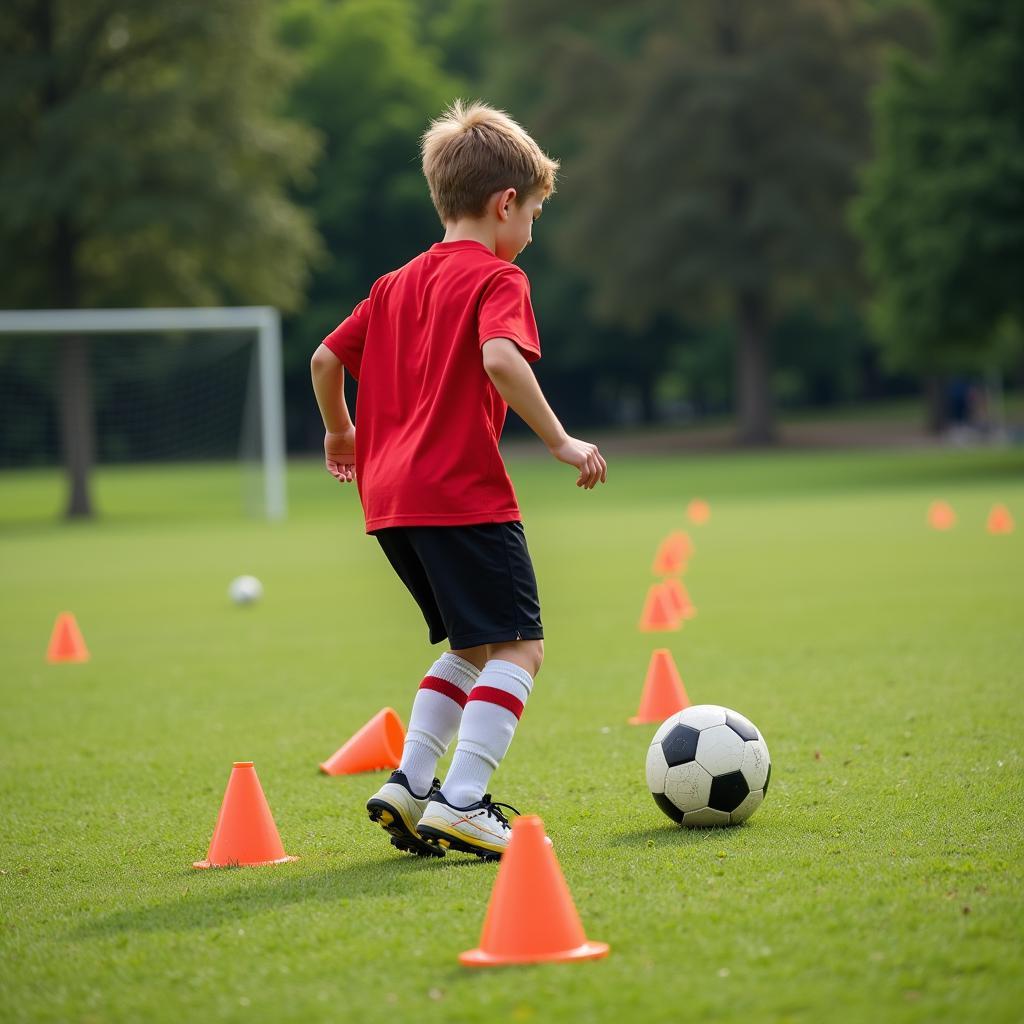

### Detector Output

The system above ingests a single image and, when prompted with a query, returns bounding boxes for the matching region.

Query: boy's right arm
[311,343,356,484]
[482,338,607,489]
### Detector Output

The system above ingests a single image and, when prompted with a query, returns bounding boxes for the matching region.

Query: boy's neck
[441,218,496,253]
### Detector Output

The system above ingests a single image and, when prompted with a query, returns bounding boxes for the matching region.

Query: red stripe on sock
[467,685,524,719]
[419,675,469,707]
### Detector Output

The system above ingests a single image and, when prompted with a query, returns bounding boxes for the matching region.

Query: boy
[310,100,607,861]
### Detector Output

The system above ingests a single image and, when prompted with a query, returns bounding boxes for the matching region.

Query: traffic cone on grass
[320,707,404,775]
[193,761,297,869]
[629,648,690,724]
[987,504,1014,534]
[652,531,692,575]
[687,499,711,525]
[661,577,696,621]
[46,612,89,663]
[927,501,956,531]
[638,584,680,632]
[459,815,609,966]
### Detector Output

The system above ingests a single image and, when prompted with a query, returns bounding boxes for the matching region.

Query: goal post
[0,306,288,520]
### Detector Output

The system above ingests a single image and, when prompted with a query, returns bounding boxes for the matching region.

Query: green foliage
[489,1,927,437]
[853,0,1024,373]
[498,2,895,326]
[0,0,320,310]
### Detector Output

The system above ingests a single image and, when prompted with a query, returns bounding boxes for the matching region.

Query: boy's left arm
[311,344,356,483]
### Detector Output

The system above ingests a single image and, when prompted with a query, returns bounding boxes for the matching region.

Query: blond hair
[421,99,559,223]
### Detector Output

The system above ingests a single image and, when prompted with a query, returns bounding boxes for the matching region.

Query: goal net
[0,307,287,520]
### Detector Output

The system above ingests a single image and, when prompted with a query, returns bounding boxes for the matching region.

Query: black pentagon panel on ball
[652,792,686,824]
[724,711,758,742]
[763,762,771,795]
[708,770,750,813]
[661,724,700,767]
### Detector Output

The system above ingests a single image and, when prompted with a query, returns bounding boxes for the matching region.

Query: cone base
[318,762,397,775]
[628,715,662,725]
[459,940,609,967]
[46,654,90,664]
[192,854,298,870]
[319,762,397,775]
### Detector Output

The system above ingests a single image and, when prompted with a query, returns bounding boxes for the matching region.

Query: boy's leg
[398,646,486,794]
[440,640,542,806]
[418,640,542,858]
[366,645,484,857]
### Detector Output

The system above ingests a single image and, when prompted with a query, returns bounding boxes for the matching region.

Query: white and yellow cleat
[366,771,443,858]
[416,793,519,861]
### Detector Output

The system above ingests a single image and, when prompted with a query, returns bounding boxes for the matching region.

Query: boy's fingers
[327,459,351,483]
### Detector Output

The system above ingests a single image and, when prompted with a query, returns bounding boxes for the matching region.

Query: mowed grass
[1,447,1022,1024]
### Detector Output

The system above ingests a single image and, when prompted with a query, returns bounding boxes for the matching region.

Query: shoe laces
[479,794,520,827]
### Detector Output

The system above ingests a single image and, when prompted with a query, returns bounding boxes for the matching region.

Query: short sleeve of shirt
[322,298,369,380]
[477,268,541,363]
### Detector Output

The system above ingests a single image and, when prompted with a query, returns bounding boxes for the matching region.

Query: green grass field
[2,447,1022,1023]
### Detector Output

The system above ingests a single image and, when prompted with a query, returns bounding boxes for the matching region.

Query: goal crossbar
[0,307,288,520]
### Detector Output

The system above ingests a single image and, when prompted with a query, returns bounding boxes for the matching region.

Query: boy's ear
[496,187,518,221]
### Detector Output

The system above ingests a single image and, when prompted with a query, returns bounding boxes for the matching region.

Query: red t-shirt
[322,240,542,532]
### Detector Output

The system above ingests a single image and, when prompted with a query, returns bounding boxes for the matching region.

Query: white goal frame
[0,306,287,520]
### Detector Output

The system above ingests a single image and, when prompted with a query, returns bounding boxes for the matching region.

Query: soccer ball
[228,575,263,606]
[646,704,771,827]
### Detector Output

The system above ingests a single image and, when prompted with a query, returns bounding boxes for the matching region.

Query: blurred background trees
[0,0,319,515]
[1,0,1021,497]
[853,0,1024,431]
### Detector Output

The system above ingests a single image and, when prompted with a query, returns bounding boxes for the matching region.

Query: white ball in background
[228,575,263,606]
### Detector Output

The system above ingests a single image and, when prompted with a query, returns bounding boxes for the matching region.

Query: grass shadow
[607,822,755,850]
[73,851,488,940]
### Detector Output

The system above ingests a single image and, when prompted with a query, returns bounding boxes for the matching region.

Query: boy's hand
[324,428,356,483]
[549,436,607,489]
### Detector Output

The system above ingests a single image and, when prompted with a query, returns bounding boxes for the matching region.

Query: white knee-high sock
[441,659,533,807]
[399,652,479,795]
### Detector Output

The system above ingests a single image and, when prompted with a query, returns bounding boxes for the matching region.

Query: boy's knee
[488,638,543,678]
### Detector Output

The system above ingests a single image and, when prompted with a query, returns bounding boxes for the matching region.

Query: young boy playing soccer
[310,100,607,860]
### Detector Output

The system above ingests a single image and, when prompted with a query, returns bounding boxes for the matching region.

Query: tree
[0,0,319,517]
[852,0,1024,430]
[495,0,920,443]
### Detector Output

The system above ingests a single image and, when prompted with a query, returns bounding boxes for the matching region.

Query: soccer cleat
[416,792,520,861]
[366,771,444,858]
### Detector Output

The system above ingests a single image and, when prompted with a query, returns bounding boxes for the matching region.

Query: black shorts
[374,521,544,649]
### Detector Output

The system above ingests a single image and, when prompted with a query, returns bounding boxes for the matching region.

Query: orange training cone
[638,583,681,632]
[987,504,1014,535]
[320,707,404,775]
[652,531,691,575]
[687,499,711,525]
[193,761,298,869]
[661,577,696,620]
[459,815,609,966]
[46,612,89,663]
[629,648,691,724]
[927,500,956,531]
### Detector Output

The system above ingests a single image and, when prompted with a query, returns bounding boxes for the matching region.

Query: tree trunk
[735,290,776,445]
[53,213,96,518]
[923,374,948,435]
[58,335,95,518]
[39,6,96,519]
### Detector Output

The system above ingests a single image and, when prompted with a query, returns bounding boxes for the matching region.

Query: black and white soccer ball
[646,705,771,827]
